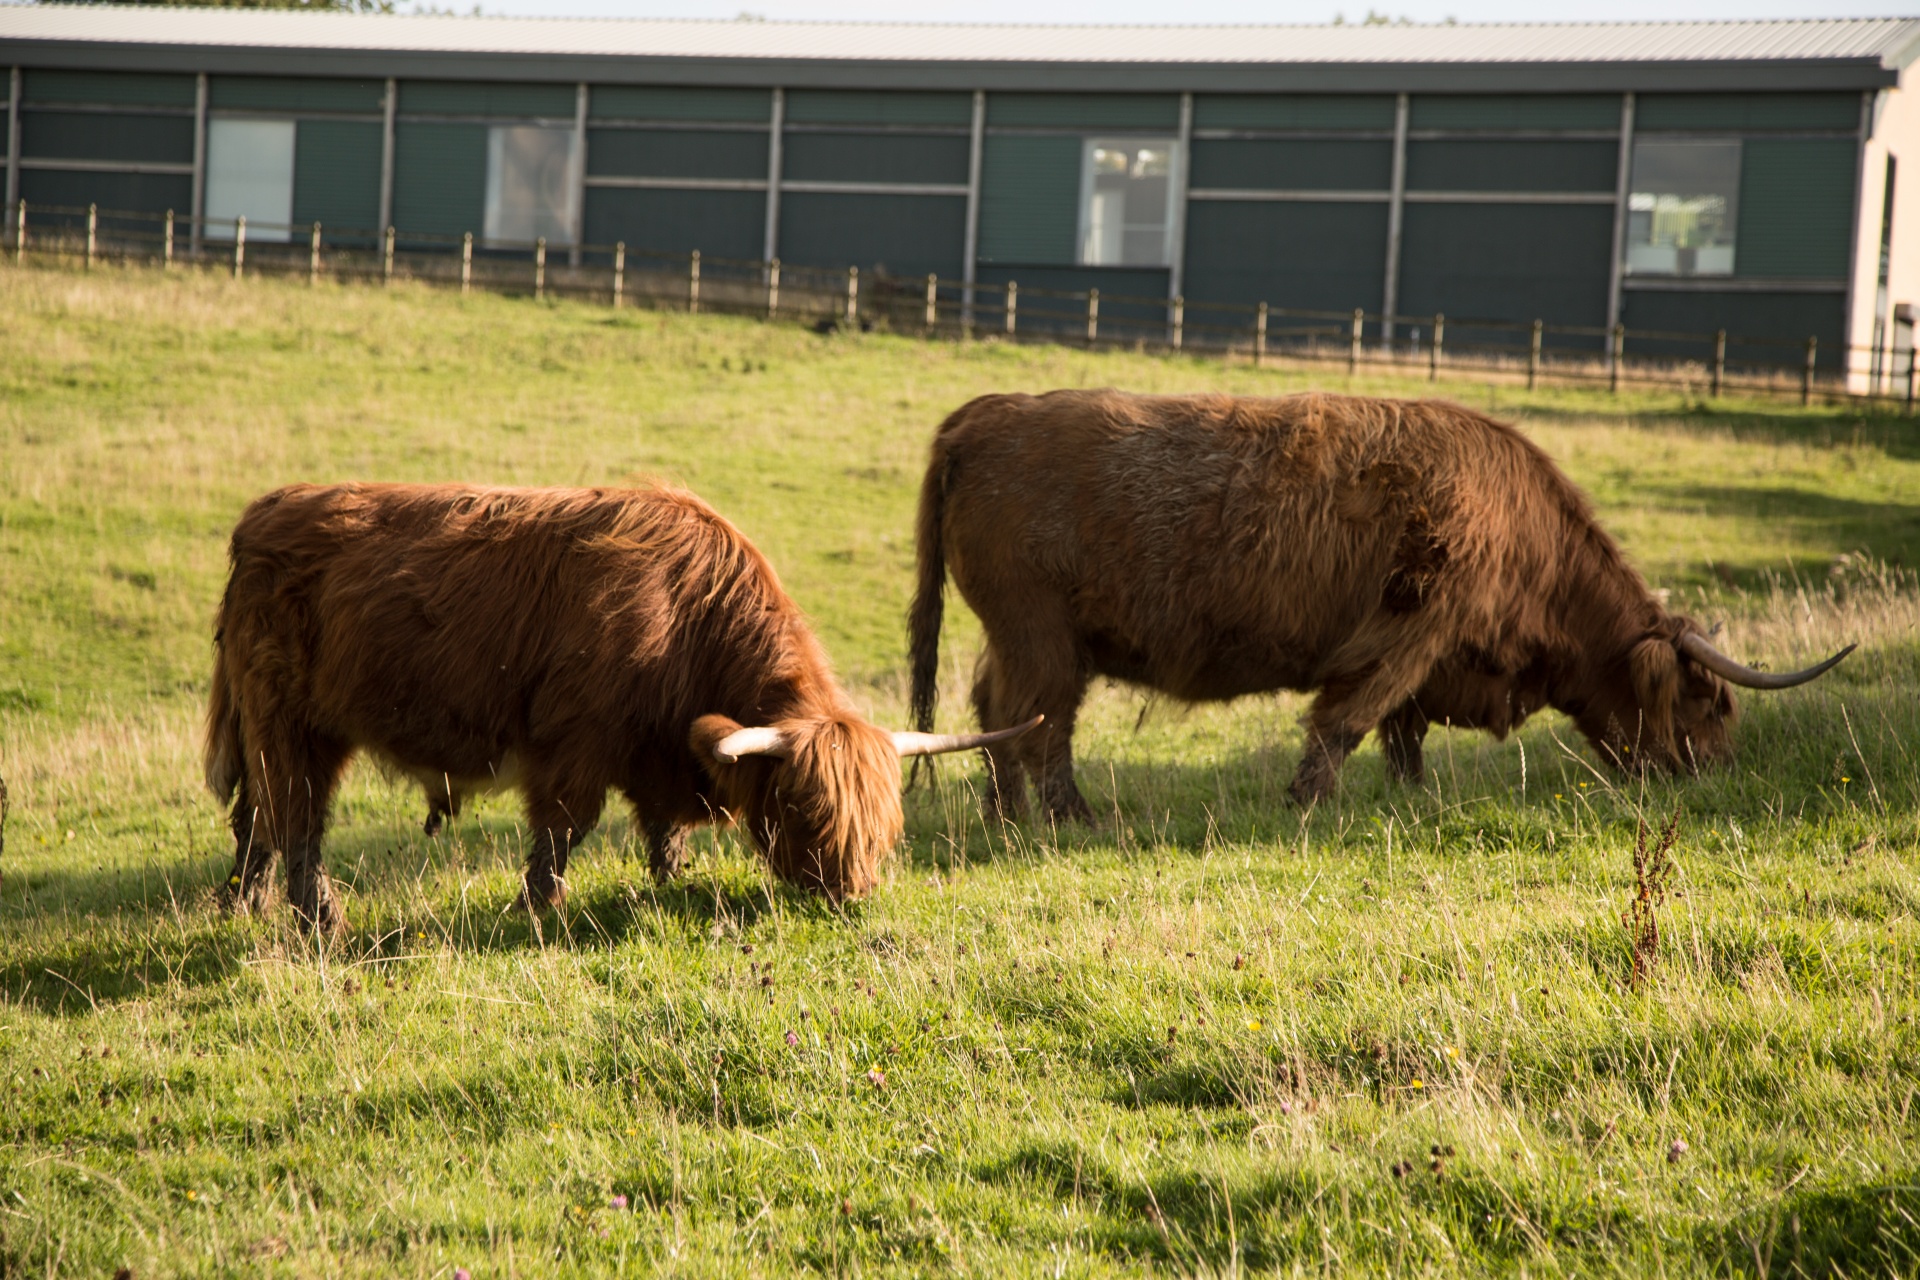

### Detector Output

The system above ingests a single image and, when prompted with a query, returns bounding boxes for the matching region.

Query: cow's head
[690,712,1040,901]
[1576,617,1852,774]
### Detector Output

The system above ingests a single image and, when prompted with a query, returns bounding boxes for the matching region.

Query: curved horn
[712,726,792,762]
[892,714,1045,759]
[1678,632,1857,690]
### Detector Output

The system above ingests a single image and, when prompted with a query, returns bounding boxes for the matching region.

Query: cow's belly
[1083,627,1317,702]
[383,750,525,800]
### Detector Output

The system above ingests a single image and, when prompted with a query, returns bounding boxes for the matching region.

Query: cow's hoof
[422,810,444,837]
[516,880,567,912]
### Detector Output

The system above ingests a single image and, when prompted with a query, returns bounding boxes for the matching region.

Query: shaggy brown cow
[206,483,1034,933]
[909,390,1850,818]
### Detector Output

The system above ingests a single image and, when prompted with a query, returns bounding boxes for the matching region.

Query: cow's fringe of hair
[758,714,903,900]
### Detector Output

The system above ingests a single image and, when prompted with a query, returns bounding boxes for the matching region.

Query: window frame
[1623,134,1743,279]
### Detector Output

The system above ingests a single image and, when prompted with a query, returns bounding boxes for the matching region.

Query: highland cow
[206,483,1035,933]
[909,390,1850,818]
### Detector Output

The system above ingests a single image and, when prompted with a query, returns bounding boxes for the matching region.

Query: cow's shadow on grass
[1514,398,1920,460]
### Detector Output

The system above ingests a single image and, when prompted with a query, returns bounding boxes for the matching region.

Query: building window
[1625,139,1740,277]
[205,119,294,242]
[1079,138,1177,268]
[484,125,578,247]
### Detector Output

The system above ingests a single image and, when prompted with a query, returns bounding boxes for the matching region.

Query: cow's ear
[689,715,746,770]
[1628,638,1680,759]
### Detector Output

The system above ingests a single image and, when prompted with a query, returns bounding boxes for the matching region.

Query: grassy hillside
[1,262,1917,1276]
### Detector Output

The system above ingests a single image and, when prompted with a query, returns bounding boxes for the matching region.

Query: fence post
[613,241,625,308]
[1171,295,1184,352]
[767,257,780,318]
[1349,308,1363,373]
[1429,313,1444,381]
[233,215,245,279]
[308,222,321,285]
[1086,289,1099,346]
[1609,324,1625,393]
[86,203,97,269]
[846,265,859,328]
[535,237,547,300]
[1711,329,1726,398]
[1526,319,1543,390]
[383,226,395,286]
[1907,346,1916,416]
[164,209,175,270]
[689,249,702,314]
[1801,335,1817,405]
[13,200,23,264]
[461,232,472,295]
[1255,302,1268,367]
[1005,280,1017,335]
[925,273,938,330]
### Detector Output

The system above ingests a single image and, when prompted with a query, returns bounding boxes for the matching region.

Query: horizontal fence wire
[9,199,1914,413]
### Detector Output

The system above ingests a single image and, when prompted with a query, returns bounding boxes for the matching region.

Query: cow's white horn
[713,726,792,762]
[892,714,1044,758]
[1678,633,1856,690]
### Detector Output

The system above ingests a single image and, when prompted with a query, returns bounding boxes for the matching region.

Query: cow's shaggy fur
[206,483,902,933]
[909,389,1742,816]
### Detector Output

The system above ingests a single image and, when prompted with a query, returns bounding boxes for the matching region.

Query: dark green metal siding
[1620,290,1845,369]
[211,77,385,114]
[588,128,768,180]
[589,86,770,122]
[1182,201,1387,314]
[392,122,487,239]
[1636,92,1861,132]
[784,90,971,127]
[399,81,574,118]
[783,133,969,185]
[977,134,1080,265]
[986,93,1179,130]
[21,111,194,164]
[1737,138,1856,278]
[1189,139,1391,191]
[582,187,764,259]
[1397,203,1613,331]
[293,120,382,237]
[19,169,192,219]
[1194,95,1394,131]
[1406,140,1618,191]
[21,70,195,108]
[1410,94,1619,131]
[778,193,966,278]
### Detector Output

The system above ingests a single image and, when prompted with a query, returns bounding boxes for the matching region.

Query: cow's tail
[908,411,964,738]
[204,616,244,804]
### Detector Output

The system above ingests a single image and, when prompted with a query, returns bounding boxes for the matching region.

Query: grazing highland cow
[909,390,1851,818]
[206,483,1034,934]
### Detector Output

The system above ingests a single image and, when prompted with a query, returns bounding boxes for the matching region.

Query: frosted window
[1625,139,1740,277]
[205,119,294,243]
[1079,138,1177,267]
[484,126,578,247]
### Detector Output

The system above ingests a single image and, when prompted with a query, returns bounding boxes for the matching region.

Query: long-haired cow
[909,390,1851,818]
[207,483,1033,933]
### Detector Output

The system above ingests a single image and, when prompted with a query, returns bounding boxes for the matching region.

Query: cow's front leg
[1291,660,1432,805]
[520,785,605,910]
[644,817,690,882]
[1379,700,1430,784]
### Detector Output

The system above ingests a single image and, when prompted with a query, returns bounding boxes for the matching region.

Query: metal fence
[12,198,1914,412]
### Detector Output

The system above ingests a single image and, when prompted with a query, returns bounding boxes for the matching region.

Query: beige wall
[1850,75,1920,394]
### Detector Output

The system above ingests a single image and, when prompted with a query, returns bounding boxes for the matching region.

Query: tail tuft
[908,429,958,736]
[204,634,243,802]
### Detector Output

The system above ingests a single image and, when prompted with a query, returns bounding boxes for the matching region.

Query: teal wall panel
[20,111,194,164]
[212,77,385,114]
[392,122,487,239]
[22,70,194,108]
[1637,93,1860,132]
[1620,290,1845,369]
[1194,95,1394,131]
[977,134,1081,265]
[582,187,764,259]
[1183,200,1387,316]
[1189,139,1391,190]
[19,169,192,220]
[1410,94,1619,131]
[785,90,971,127]
[1406,140,1618,191]
[778,192,966,278]
[1397,203,1613,332]
[590,86,771,122]
[293,120,383,238]
[400,81,575,118]
[1737,138,1855,278]
[987,93,1179,130]
[588,128,768,180]
[783,133,969,185]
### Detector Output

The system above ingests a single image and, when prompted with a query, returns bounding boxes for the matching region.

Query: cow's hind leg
[971,651,1031,821]
[520,782,606,910]
[223,773,275,917]
[246,728,352,935]
[1380,700,1430,784]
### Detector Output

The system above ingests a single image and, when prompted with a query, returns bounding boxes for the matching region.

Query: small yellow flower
[1445,1046,1458,1059]
[1247,1019,1263,1031]
[1411,1079,1425,1089]
[625,1127,637,1137]
[1554,793,1563,801]
[1579,782,1588,789]
[1841,776,1851,783]
[185,1190,197,1201]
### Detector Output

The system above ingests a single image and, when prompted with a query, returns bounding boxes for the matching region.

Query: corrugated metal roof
[3,7,1918,69]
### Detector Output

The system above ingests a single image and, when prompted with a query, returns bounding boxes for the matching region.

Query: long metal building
[4,9,1919,380]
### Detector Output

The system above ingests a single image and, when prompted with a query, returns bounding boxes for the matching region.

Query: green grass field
[2,262,1918,1277]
